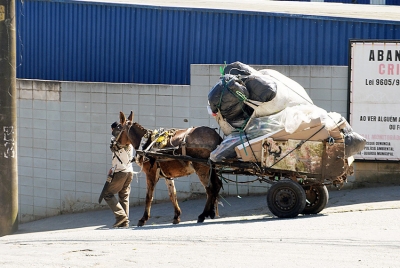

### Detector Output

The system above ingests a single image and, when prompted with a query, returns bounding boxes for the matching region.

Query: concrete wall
[16,64,398,223]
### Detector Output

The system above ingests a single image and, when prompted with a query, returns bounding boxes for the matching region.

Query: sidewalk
[8,185,400,234]
[1,185,400,268]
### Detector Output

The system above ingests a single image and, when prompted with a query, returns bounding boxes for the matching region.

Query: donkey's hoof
[197,215,205,223]
[172,218,180,224]
[137,220,146,227]
[209,211,216,219]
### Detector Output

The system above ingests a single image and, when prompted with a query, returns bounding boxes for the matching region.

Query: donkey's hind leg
[164,178,181,224]
[194,164,222,223]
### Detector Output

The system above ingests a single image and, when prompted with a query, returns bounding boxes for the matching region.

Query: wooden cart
[136,135,354,219]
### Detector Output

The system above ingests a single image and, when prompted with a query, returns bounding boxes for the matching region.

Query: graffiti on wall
[3,126,15,158]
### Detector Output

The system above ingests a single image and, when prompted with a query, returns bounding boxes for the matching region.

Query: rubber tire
[302,185,329,214]
[267,180,306,218]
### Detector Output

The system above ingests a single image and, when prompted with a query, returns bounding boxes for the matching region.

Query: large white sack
[247,69,313,117]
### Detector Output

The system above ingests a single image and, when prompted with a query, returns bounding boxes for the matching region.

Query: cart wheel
[267,180,306,218]
[302,185,329,214]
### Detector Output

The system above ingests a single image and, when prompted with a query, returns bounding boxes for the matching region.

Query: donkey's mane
[132,122,147,132]
[128,121,148,149]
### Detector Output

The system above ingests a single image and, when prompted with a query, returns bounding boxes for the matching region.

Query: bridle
[110,120,143,175]
[112,124,124,141]
[111,121,133,150]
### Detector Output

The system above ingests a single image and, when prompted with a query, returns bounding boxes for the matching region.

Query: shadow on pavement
[13,185,400,235]
[114,213,327,232]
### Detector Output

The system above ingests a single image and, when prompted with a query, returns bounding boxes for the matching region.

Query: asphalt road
[1,185,400,267]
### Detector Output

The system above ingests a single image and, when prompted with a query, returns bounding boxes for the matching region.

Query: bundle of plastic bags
[208,61,313,135]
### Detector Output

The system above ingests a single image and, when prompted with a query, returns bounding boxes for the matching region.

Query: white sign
[350,40,400,161]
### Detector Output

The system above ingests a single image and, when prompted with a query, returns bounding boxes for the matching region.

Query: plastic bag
[224,61,258,76]
[344,131,367,157]
[244,74,277,103]
[208,75,252,121]
[284,105,327,133]
[210,111,286,162]
[249,69,313,117]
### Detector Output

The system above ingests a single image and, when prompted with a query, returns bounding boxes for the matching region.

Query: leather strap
[181,127,193,156]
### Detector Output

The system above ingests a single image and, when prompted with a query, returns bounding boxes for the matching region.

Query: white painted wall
[17,65,349,223]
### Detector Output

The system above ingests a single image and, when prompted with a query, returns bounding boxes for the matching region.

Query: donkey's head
[113,111,148,150]
[111,111,134,146]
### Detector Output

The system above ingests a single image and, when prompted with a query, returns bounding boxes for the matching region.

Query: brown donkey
[114,111,223,226]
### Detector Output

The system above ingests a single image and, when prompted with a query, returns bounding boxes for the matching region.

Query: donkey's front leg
[137,173,159,227]
[164,178,181,224]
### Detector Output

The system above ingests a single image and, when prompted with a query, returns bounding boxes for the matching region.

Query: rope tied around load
[217,75,249,111]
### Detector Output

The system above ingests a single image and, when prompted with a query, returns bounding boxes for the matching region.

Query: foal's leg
[164,178,181,224]
[194,164,222,223]
[137,171,159,227]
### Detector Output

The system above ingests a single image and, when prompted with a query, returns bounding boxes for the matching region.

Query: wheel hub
[306,188,320,207]
[275,188,297,211]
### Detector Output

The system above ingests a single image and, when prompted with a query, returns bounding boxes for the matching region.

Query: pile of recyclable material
[208,61,366,162]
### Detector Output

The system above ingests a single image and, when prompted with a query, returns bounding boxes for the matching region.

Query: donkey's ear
[119,111,126,124]
[128,111,134,121]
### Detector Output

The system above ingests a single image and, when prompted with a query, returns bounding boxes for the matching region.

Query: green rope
[217,84,227,111]
[218,76,248,113]
[218,194,231,206]
[219,61,227,76]
[244,130,259,162]
[219,173,242,198]
[216,74,254,159]
[236,175,241,198]
[238,130,248,156]
[234,90,248,102]
[217,169,229,184]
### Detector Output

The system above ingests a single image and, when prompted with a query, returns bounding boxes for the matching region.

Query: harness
[180,127,193,156]
[139,127,193,156]
[136,127,194,179]
[117,120,196,180]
